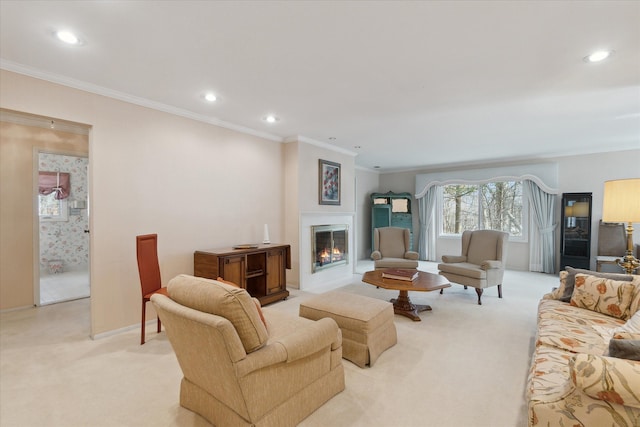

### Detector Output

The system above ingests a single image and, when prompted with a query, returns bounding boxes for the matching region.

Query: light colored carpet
[0,262,557,427]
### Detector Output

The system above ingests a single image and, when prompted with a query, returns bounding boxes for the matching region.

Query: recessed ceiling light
[373,166,381,169]
[55,30,80,45]
[204,93,217,102]
[354,145,361,149]
[328,137,337,140]
[584,50,614,63]
[264,115,279,123]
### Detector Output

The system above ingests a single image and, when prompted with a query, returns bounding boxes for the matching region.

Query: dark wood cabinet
[560,193,592,270]
[194,244,290,305]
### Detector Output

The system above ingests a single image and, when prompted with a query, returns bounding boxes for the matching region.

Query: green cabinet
[370,191,413,251]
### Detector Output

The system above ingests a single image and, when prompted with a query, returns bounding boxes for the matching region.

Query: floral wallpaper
[39,153,89,274]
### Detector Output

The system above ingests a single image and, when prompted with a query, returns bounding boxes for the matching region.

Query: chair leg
[475,288,483,305]
[141,301,146,345]
[439,288,443,294]
[464,285,468,290]
[157,317,161,333]
[498,284,503,299]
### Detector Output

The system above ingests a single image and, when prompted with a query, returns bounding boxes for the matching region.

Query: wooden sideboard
[194,244,290,305]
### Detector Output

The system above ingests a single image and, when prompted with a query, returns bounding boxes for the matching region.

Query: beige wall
[0,119,88,309]
[355,168,380,259]
[0,70,285,336]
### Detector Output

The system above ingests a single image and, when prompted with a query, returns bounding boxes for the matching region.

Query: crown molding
[284,135,357,157]
[0,108,90,135]
[0,59,283,143]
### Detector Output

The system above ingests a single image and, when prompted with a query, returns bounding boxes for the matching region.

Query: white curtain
[417,186,437,261]
[524,180,557,273]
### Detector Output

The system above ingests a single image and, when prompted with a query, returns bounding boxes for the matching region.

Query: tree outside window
[441,181,523,237]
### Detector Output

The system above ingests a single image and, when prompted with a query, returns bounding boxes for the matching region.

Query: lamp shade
[564,205,574,217]
[572,202,590,218]
[602,178,640,223]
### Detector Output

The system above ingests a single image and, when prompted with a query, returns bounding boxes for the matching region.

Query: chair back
[136,234,162,296]
[598,221,626,256]
[463,230,509,265]
[374,227,410,258]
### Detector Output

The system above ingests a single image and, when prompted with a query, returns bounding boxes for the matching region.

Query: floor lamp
[602,178,640,274]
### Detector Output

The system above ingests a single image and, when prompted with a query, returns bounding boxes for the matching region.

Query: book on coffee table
[381,268,419,281]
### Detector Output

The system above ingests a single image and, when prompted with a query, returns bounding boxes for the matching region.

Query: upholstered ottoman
[299,291,397,368]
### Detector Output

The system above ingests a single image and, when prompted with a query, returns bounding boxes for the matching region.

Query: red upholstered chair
[136,234,168,344]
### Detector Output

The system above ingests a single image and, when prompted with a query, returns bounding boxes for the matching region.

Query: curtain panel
[38,171,70,200]
[417,187,437,261]
[524,180,557,273]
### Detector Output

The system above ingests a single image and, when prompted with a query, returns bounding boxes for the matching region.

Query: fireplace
[311,224,349,273]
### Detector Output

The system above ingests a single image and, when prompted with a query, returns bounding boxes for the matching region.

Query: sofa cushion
[559,267,633,302]
[167,274,268,353]
[570,274,635,320]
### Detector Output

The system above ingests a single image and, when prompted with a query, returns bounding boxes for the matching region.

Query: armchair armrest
[371,250,382,261]
[442,255,466,263]
[404,251,419,260]
[481,260,502,270]
[276,317,340,362]
[570,353,640,409]
[235,317,340,378]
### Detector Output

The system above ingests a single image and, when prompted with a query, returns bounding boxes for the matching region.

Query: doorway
[37,152,90,305]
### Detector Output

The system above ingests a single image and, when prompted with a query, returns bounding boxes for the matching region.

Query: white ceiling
[1,1,639,171]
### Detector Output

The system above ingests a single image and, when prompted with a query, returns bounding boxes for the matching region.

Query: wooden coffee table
[362,270,451,321]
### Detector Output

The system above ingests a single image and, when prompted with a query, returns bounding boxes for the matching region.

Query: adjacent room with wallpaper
[1,1,639,427]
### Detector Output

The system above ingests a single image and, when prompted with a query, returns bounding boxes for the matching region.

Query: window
[440,181,524,239]
[39,193,68,222]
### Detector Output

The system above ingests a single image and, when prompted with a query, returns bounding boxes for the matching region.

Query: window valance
[415,163,559,198]
[38,171,70,200]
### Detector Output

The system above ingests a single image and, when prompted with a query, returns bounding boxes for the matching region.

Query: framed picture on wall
[319,159,341,205]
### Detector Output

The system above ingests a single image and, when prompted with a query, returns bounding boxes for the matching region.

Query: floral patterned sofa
[527,267,640,426]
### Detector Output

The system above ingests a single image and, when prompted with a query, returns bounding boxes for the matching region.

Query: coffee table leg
[390,290,432,321]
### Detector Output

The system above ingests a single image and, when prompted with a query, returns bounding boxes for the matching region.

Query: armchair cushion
[570,353,640,409]
[168,274,268,353]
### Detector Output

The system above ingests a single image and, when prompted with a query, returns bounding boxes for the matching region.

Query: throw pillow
[217,277,267,328]
[570,274,635,319]
[560,267,633,303]
[608,339,640,361]
[168,274,268,353]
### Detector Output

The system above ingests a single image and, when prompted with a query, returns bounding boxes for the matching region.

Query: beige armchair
[151,274,345,427]
[371,226,419,269]
[437,230,509,305]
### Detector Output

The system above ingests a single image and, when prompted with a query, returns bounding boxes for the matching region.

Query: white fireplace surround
[300,212,355,291]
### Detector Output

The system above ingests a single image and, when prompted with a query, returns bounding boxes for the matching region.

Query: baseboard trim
[0,304,35,313]
[91,319,159,340]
